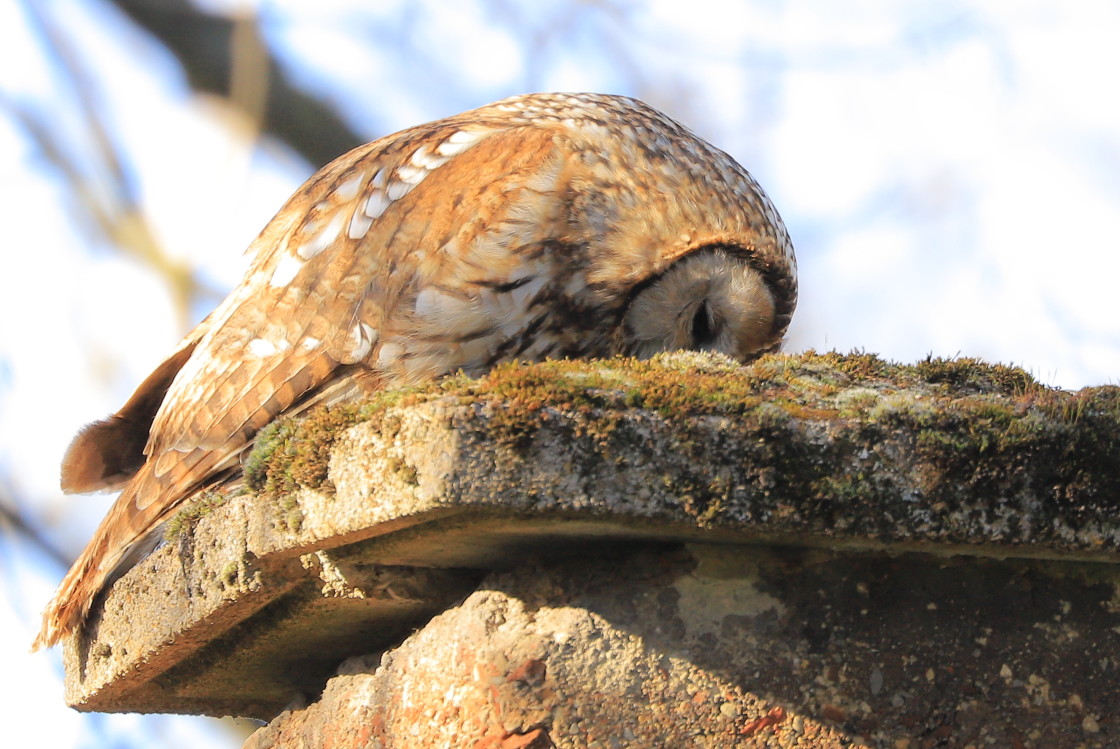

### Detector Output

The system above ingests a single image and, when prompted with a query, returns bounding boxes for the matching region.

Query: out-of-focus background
[2,1,1117,746]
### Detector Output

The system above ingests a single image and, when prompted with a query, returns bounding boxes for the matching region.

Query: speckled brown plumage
[34,92,796,650]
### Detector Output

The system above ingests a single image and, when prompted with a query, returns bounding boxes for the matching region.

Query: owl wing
[34,120,568,650]
[144,123,563,478]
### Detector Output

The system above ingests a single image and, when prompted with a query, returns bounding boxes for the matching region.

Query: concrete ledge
[61,352,1120,721]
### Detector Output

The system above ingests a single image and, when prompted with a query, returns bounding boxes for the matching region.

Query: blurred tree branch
[13,0,231,330]
[110,0,366,167]
[0,491,69,570]
[10,0,376,332]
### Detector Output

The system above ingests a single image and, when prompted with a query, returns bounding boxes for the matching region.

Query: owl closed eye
[623,247,779,360]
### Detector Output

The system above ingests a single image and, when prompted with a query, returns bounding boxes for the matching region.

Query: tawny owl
[34,92,797,650]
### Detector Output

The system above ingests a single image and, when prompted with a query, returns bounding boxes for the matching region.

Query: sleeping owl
[34,92,796,650]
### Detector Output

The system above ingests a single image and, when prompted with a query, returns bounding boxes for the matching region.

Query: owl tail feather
[31,546,100,652]
[31,463,175,652]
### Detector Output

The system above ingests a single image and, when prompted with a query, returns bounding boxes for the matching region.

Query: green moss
[909,355,1041,396]
[245,405,360,498]
[387,456,419,486]
[165,490,230,542]
[219,561,240,587]
[835,388,880,419]
[278,493,304,533]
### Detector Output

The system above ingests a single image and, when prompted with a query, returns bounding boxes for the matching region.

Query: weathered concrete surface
[59,352,1120,731]
[246,545,1120,748]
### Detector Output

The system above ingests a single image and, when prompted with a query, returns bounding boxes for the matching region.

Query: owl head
[621,246,784,360]
[472,93,797,367]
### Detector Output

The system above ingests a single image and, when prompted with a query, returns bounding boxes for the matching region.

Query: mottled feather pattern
[35,93,796,650]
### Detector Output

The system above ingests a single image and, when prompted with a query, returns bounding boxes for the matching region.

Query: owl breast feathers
[34,92,796,650]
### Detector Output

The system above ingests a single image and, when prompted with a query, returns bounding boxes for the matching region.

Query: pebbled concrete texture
[57,352,1120,744]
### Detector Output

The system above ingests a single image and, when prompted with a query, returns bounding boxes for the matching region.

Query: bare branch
[109,0,367,167]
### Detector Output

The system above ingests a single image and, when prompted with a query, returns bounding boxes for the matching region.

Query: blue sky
[2,1,1118,746]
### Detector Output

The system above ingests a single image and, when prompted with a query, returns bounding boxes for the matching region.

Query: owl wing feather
[34,120,566,650]
[147,125,561,457]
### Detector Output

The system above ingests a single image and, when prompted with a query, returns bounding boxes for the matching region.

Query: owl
[33,92,797,650]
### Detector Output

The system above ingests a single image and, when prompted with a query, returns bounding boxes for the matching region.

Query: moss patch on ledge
[237,350,1120,551]
[164,490,231,541]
